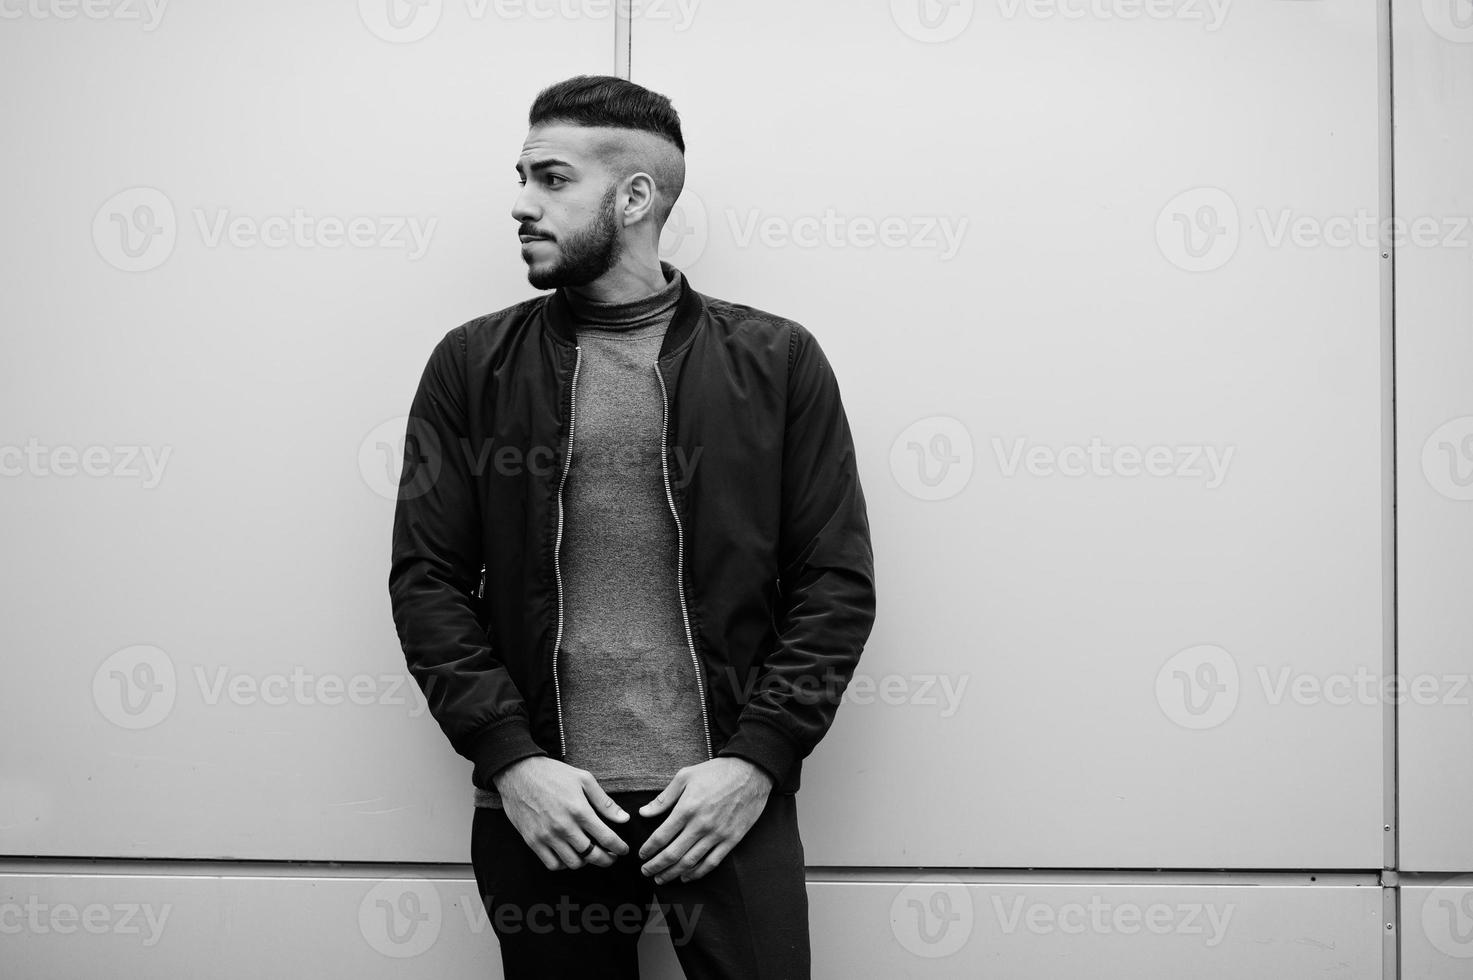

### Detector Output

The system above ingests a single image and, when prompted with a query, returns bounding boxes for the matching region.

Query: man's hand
[493,756,631,870]
[637,757,774,884]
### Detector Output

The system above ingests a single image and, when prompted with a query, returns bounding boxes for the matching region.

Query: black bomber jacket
[387,267,876,796]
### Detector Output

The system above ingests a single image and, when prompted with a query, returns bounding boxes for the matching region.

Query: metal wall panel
[1401,880,1473,978]
[631,0,1386,868]
[0,868,1385,980]
[1391,0,1473,874]
[15,3,1463,976]
[0,0,613,861]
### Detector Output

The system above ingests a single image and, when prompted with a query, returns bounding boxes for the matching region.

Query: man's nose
[510,187,538,225]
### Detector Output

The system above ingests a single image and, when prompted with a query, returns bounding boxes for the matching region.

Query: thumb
[639,773,686,817]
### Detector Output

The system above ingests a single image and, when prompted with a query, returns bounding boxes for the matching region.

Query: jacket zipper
[655,363,714,760]
[549,345,582,757]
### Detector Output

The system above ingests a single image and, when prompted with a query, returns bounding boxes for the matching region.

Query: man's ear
[623,172,658,226]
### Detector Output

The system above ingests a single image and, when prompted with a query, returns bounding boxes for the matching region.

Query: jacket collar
[541,262,705,361]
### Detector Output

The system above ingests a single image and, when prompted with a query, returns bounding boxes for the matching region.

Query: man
[388,74,876,979]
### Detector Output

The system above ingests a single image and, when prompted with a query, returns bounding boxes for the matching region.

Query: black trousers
[471,788,810,979]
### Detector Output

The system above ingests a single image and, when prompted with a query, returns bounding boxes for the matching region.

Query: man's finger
[530,841,563,872]
[638,771,687,818]
[573,812,628,862]
[544,833,583,871]
[641,821,704,879]
[679,839,735,883]
[581,774,631,826]
[637,801,692,861]
[577,804,629,856]
[565,832,617,868]
[659,834,720,885]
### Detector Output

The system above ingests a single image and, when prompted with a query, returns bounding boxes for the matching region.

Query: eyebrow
[515,157,578,176]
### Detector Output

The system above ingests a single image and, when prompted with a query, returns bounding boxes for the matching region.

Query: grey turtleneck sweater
[475,261,710,808]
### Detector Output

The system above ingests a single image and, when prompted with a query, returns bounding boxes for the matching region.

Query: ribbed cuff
[466,717,548,791]
[715,716,798,788]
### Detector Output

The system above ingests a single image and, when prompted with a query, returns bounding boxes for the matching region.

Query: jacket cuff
[466,717,548,791]
[716,717,799,788]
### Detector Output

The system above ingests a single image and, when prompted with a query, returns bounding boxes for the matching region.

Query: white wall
[0,0,611,863]
[635,0,1386,872]
[2,1,1468,976]
[1392,0,1473,879]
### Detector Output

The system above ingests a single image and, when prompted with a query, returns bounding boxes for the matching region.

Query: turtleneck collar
[562,261,683,328]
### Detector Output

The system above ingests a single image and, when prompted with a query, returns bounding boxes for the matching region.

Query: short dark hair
[528,75,684,155]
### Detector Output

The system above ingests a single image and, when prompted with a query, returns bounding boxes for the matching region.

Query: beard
[525,183,622,290]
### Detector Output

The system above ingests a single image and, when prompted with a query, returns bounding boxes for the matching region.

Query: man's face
[513,123,622,290]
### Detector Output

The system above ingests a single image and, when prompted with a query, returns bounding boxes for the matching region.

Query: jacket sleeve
[387,324,548,790]
[716,322,877,785]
